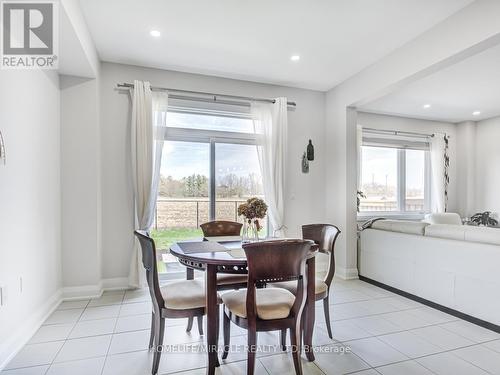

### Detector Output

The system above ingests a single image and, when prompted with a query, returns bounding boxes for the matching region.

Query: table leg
[304,257,316,361]
[186,268,195,332]
[205,264,218,375]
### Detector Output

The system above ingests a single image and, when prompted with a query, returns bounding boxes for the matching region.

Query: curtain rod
[116,83,297,107]
[362,127,437,138]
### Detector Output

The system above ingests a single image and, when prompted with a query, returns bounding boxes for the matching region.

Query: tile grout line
[369,340,494,374]
[41,295,130,373]
[445,344,500,374]
[295,321,493,373]
[345,315,460,339]
[39,300,89,374]
[326,304,460,325]
[438,321,500,344]
[98,291,125,375]
[5,282,498,374]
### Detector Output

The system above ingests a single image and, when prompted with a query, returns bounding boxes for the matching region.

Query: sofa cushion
[425,224,500,246]
[371,220,428,235]
[423,213,462,225]
[425,224,466,241]
[464,226,500,246]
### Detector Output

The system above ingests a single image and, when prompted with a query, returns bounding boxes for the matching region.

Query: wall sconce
[0,131,5,165]
[301,139,315,173]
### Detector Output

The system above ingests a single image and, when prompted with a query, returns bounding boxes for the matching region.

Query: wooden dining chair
[134,230,219,375]
[185,220,249,333]
[200,220,248,289]
[270,224,341,340]
[221,239,314,375]
[200,220,243,237]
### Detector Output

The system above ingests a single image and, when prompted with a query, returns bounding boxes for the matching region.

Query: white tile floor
[3,278,500,375]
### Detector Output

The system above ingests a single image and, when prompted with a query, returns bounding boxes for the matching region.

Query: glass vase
[242,219,259,243]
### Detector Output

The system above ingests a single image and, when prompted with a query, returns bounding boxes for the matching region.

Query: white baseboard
[0,289,62,371]
[62,283,103,300]
[62,277,130,300]
[0,277,131,371]
[102,277,129,291]
[336,267,359,280]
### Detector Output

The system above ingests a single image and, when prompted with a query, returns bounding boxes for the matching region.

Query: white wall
[325,0,500,279]
[456,121,477,217]
[60,74,103,296]
[99,62,327,281]
[357,112,459,213]
[0,70,61,367]
[475,115,500,216]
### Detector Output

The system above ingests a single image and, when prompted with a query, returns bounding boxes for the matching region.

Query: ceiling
[359,42,500,123]
[79,0,473,91]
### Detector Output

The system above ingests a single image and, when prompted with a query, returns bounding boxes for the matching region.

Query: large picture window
[359,136,430,216]
[151,104,266,278]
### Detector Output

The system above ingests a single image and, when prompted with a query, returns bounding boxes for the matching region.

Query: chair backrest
[242,239,313,321]
[200,220,243,237]
[302,224,341,287]
[133,230,164,313]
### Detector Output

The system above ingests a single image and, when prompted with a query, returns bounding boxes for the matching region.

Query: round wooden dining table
[170,239,318,375]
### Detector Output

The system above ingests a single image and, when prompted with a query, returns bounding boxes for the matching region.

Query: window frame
[162,108,261,221]
[156,107,265,280]
[358,142,431,220]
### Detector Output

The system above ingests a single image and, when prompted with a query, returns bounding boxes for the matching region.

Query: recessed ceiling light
[472,110,481,116]
[290,55,300,61]
[423,104,431,109]
[150,30,161,37]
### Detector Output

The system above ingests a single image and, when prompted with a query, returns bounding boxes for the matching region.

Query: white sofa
[359,216,500,326]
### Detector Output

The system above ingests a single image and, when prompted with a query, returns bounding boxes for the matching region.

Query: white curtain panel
[129,80,168,288]
[429,133,447,213]
[251,97,288,237]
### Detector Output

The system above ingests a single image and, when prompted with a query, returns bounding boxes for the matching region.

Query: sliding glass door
[153,141,209,277]
[215,142,266,234]
[151,109,266,278]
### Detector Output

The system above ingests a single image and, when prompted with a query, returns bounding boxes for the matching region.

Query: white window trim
[358,142,431,220]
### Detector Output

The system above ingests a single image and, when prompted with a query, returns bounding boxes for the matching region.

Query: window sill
[357,212,428,222]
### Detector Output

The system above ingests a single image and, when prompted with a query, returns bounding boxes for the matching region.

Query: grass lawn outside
[150,227,203,250]
[150,228,203,275]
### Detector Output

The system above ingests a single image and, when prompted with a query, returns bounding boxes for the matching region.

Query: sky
[159,111,258,179]
[361,146,425,190]
[160,141,261,180]
[160,111,261,180]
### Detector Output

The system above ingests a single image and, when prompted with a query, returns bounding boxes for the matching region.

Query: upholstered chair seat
[221,288,295,320]
[161,279,222,310]
[160,280,206,310]
[269,278,327,296]
[216,273,248,285]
